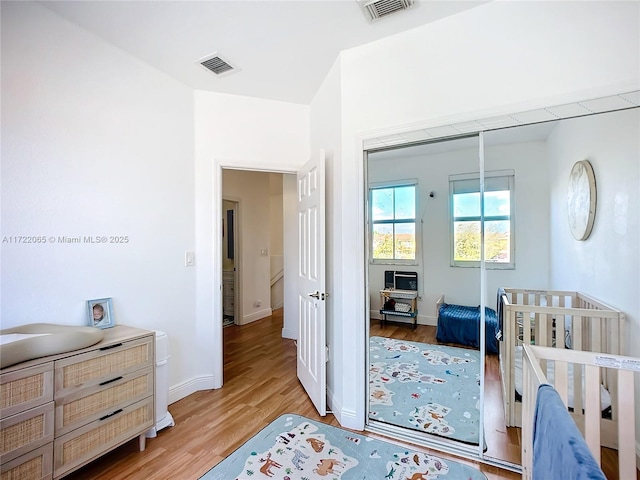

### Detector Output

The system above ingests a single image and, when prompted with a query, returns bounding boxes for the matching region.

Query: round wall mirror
[567,159,597,241]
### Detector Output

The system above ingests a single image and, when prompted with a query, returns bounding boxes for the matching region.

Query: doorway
[219,168,298,381]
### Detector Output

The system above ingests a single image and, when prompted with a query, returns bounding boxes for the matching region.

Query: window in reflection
[450,172,515,267]
[370,184,417,261]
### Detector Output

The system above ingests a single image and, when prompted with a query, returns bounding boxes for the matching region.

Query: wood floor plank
[63,311,520,479]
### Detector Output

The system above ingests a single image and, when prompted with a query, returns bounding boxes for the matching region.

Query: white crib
[521,343,638,480]
[499,288,625,432]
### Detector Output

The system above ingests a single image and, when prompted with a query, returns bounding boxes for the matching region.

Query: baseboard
[336,407,360,430]
[241,307,273,325]
[369,309,437,327]
[636,441,640,471]
[168,375,216,405]
[326,385,362,430]
[282,327,296,339]
[327,384,337,417]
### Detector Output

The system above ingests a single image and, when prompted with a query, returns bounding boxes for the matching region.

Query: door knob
[308,291,329,300]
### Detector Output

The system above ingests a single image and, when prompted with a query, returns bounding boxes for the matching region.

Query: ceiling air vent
[199,53,235,76]
[359,0,414,22]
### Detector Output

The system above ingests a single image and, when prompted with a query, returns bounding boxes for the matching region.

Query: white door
[297,151,327,416]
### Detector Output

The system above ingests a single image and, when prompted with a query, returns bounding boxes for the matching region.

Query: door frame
[222,197,241,325]
[213,162,298,387]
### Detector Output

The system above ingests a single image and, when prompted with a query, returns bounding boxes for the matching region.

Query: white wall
[269,174,284,310]
[548,109,639,354]
[194,90,309,390]
[282,174,298,339]
[0,2,196,390]
[340,1,639,134]
[335,0,639,429]
[269,174,284,257]
[367,139,550,324]
[0,2,311,405]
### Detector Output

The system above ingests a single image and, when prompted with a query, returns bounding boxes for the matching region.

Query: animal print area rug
[199,414,487,480]
[369,336,484,446]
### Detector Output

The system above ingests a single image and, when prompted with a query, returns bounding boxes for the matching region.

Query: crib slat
[524,311,532,345]
[618,369,635,480]
[508,309,517,423]
[532,310,536,343]
[591,316,602,353]
[564,296,571,349]
[573,315,583,350]
[555,360,569,407]
[521,350,533,480]
[573,362,584,415]
[538,313,548,372]
[604,316,620,423]
[584,364,601,464]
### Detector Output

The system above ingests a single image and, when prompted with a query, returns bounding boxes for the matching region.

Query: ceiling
[40,0,487,105]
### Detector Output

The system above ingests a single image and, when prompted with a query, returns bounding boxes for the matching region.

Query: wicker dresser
[0,325,155,480]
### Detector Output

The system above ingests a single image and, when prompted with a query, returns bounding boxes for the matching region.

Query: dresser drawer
[53,396,153,478]
[1,363,54,419]
[0,443,53,480]
[55,366,154,436]
[0,402,54,464]
[54,336,153,396]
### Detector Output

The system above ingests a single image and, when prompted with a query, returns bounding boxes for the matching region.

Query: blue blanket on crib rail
[533,384,606,480]
[436,303,499,354]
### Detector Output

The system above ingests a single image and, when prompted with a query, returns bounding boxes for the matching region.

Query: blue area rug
[369,336,483,446]
[200,413,487,479]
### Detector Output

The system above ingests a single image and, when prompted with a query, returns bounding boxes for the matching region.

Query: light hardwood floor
[64,311,520,479]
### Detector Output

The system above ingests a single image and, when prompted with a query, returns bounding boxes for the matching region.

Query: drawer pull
[99,408,123,421]
[99,342,123,351]
[99,376,123,386]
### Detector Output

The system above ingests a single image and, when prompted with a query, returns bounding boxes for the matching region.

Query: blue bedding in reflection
[436,303,499,354]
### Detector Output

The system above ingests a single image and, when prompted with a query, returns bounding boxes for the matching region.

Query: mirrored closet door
[481,106,639,470]
[365,101,639,472]
[366,134,485,459]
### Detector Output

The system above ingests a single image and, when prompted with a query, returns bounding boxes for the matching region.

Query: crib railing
[521,344,637,480]
[500,288,625,429]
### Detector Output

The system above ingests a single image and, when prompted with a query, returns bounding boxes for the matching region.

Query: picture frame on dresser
[87,297,115,329]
